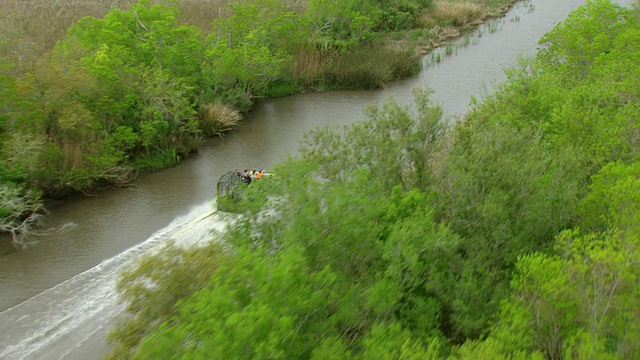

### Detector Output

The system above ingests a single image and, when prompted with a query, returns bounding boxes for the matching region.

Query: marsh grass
[175,0,232,29]
[0,0,232,57]
[323,53,393,90]
[294,45,421,90]
[60,141,87,171]
[2,0,129,53]
[422,1,484,27]
[292,50,326,88]
[198,101,243,137]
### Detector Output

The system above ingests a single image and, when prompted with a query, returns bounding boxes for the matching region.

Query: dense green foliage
[4,0,515,245]
[108,1,640,358]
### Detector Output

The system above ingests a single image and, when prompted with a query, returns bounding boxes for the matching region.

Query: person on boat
[242,169,252,185]
[255,170,264,179]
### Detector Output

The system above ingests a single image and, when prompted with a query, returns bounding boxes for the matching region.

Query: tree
[107,242,225,360]
[537,0,632,85]
[431,117,584,340]
[0,182,44,247]
[359,322,442,359]
[578,160,640,233]
[205,0,307,98]
[450,338,543,360]
[475,0,640,169]
[61,0,206,93]
[50,2,205,172]
[304,0,375,51]
[131,244,338,359]
[493,228,640,360]
[299,87,445,193]
[381,188,461,337]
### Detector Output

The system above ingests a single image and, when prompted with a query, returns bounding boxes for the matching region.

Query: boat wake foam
[0,200,232,360]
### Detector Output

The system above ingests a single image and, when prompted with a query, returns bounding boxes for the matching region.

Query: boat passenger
[241,169,252,185]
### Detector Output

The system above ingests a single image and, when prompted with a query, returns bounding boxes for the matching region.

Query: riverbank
[392,0,521,56]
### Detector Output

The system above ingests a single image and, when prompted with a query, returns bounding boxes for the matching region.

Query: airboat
[216,170,268,212]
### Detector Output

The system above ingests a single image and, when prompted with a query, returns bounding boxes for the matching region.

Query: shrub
[131,149,179,172]
[0,182,44,247]
[107,241,224,360]
[197,101,243,137]
[263,79,297,98]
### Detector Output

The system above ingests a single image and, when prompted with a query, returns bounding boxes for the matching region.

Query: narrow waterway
[0,0,634,358]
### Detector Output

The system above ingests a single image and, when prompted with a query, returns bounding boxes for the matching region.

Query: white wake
[0,201,233,360]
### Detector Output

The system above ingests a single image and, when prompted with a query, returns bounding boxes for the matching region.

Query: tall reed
[417,1,484,27]
[0,0,231,57]
[294,45,421,90]
[198,101,243,137]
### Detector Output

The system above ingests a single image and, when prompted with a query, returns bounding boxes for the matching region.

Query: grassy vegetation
[293,44,422,90]
[425,1,484,26]
[198,101,243,137]
[389,0,518,55]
